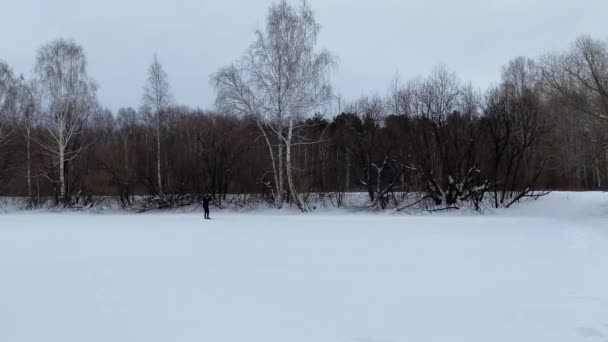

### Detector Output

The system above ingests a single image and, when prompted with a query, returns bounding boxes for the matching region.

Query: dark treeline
[0,1,606,211]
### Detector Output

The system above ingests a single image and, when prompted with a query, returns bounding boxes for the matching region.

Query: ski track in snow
[0,192,606,342]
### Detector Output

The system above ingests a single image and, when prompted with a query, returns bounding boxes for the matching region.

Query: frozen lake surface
[1,192,607,342]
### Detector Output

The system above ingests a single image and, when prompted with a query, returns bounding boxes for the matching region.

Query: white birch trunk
[285,117,305,211]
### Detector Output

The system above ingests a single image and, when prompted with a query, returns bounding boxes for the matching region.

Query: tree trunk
[285,117,305,211]
[156,118,163,196]
[124,139,129,180]
[257,120,282,208]
[59,143,65,203]
[595,157,602,189]
[26,135,32,200]
[345,153,350,192]
[278,138,284,204]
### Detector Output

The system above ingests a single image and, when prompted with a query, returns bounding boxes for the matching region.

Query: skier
[202,194,211,219]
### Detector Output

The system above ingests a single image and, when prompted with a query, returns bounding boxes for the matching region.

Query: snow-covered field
[1,192,607,342]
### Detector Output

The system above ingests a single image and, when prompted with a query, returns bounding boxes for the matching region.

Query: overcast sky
[2,0,607,111]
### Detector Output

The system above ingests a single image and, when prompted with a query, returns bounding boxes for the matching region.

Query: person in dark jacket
[202,195,211,219]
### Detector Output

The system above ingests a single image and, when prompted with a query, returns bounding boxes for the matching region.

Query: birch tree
[15,77,39,203]
[34,39,98,205]
[212,0,334,210]
[142,54,172,198]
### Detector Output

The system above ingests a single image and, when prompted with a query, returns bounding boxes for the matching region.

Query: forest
[0,1,606,211]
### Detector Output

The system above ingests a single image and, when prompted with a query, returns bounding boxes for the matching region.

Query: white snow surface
[0,192,607,342]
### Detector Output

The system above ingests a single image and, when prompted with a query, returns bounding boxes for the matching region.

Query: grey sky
[2,0,607,112]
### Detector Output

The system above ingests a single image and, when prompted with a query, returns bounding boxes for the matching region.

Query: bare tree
[542,36,608,187]
[142,54,172,198]
[345,95,394,206]
[417,66,462,122]
[34,39,98,205]
[14,77,39,204]
[117,107,137,204]
[212,0,334,211]
[542,36,608,121]
[95,107,138,207]
[387,71,416,116]
[484,59,549,208]
[409,66,490,209]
